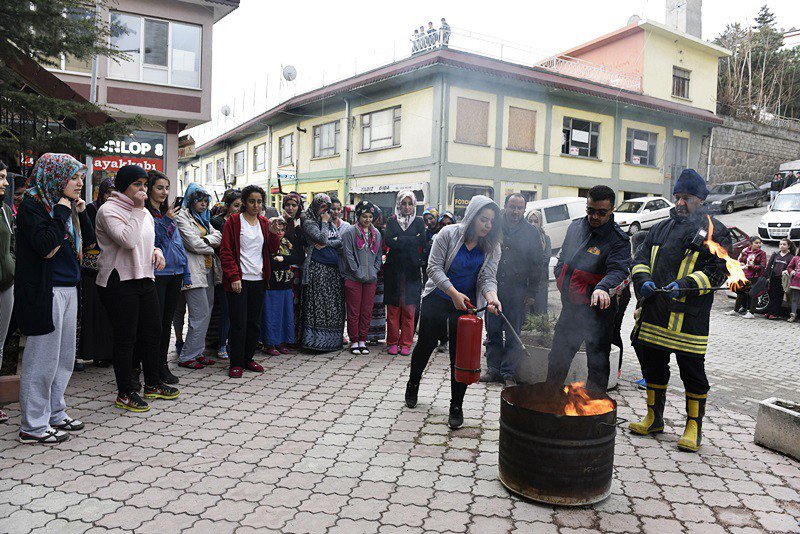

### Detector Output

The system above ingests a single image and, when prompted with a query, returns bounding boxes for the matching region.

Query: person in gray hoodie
[341,200,382,355]
[405,195,503,429]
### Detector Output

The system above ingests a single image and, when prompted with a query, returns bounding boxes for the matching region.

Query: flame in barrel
[704,215,748,291]
[562,382,615,416]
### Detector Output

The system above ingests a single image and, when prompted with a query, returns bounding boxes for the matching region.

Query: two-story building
[49,0,238,199]
[180,16,729,217]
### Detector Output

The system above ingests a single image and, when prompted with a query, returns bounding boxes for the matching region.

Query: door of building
[670,137,689,190]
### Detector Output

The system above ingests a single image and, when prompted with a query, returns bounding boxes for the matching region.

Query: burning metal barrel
[498,382,617,506]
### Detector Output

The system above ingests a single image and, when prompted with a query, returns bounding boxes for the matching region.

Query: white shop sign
[633,139,649,152]
[349,182,425,194]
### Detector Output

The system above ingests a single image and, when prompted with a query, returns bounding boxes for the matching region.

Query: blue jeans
[485,288,526,379]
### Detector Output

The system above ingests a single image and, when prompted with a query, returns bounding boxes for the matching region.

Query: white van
[525,197,586,251]
[758,183,800,242]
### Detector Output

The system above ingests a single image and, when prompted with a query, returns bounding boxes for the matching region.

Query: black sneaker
[19,428,69,444]
[52,417,85,431]
[143,383,180,400]
[160,365,180,385]
[448,405,464,429]
[115,392,150,412]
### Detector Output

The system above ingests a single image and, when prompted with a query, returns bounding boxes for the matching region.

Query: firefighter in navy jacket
[546,186,630,391]
[629,169,731,453]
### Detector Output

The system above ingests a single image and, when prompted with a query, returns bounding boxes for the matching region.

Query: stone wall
[699,116,800,186]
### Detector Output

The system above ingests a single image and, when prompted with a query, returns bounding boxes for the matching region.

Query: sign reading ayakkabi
[93,130,166,173]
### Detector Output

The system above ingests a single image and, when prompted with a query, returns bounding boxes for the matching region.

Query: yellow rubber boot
[628,384,666,436]
[677,393,706,452]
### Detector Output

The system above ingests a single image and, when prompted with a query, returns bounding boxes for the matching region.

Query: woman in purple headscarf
[79,177,115,367]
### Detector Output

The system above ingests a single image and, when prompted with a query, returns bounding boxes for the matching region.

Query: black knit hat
[115,164,148,195]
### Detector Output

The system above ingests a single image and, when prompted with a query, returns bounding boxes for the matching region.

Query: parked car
[758,183,800,242]
[525,197,585,251]
[614,196,673,234]
[704,181,764,213]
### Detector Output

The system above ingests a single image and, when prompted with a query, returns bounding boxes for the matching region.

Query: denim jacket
[153,212,191,285]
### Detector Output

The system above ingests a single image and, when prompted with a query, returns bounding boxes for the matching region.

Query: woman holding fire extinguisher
[405,195,502,429]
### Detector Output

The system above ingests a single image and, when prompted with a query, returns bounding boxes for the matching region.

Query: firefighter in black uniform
[629,169,731,452]
[547,185,630,391]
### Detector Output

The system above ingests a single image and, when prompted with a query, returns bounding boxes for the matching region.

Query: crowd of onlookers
[769,170,797,205]
[728,234,800,321]
[411,18,451,53]
[0,153,553,441]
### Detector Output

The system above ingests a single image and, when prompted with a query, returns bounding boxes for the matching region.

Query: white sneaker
[741,312,755,319]
[725,310,739,316]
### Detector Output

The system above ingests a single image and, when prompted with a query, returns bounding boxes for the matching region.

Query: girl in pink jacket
[95,165,180,413]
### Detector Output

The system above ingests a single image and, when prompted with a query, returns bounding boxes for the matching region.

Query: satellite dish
[282,65,297,82]
[627,14,641,26]
[221,105,231,117]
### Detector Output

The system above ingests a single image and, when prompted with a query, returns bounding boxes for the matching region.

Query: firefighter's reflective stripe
[639,322,708,354]
[668,251,699,332]
[650,245,660,268]
[632,264,651,276]
[687,271,712,295]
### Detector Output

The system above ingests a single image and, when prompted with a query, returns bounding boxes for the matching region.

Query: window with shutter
[455,97,489,146]
[508,107,536,152]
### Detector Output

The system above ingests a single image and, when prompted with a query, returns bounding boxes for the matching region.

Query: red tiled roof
[196,48,720,153]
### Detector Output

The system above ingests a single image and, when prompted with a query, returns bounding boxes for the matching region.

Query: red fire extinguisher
[454,302,484,384]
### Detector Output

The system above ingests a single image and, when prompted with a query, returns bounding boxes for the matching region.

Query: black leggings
[764,275,785,316]
[98,271,161,395]
[409,294,468,407]
[154,275,183,367]
[227,280,266,367]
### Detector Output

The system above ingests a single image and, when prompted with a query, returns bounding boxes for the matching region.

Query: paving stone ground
[0,286,799,533]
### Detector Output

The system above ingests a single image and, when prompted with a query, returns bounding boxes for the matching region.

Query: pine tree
[0,0,140,160]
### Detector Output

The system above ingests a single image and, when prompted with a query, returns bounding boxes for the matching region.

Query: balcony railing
[536,55,642,93]
[415,28,642,93]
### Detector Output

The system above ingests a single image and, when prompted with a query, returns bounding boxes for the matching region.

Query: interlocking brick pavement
[0,290,799,533]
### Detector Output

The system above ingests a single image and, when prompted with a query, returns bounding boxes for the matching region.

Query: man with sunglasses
[628,169,731,452]
[547,185,630,392]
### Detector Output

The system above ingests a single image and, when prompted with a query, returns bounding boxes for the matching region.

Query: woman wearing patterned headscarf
[300,193,345,351]
[79,176,116,367]
[341,200,382,354]
[384,190,426,356]
[15,153,95,443]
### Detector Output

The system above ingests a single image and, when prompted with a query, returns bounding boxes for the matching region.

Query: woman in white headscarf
[383,190,426,356]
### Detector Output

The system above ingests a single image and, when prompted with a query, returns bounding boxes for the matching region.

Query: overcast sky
[192,0,800,142]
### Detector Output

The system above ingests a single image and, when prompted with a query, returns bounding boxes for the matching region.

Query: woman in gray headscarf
[300,193,345,352]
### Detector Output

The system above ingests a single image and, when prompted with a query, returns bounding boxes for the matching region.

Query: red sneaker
[245,361,264,373]
[276,344,294,354]
[197,356,216,366]
[228,366,243,378]
[178,360,204,369]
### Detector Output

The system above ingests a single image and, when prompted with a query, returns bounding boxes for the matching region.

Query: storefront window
[452,184,494,219]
